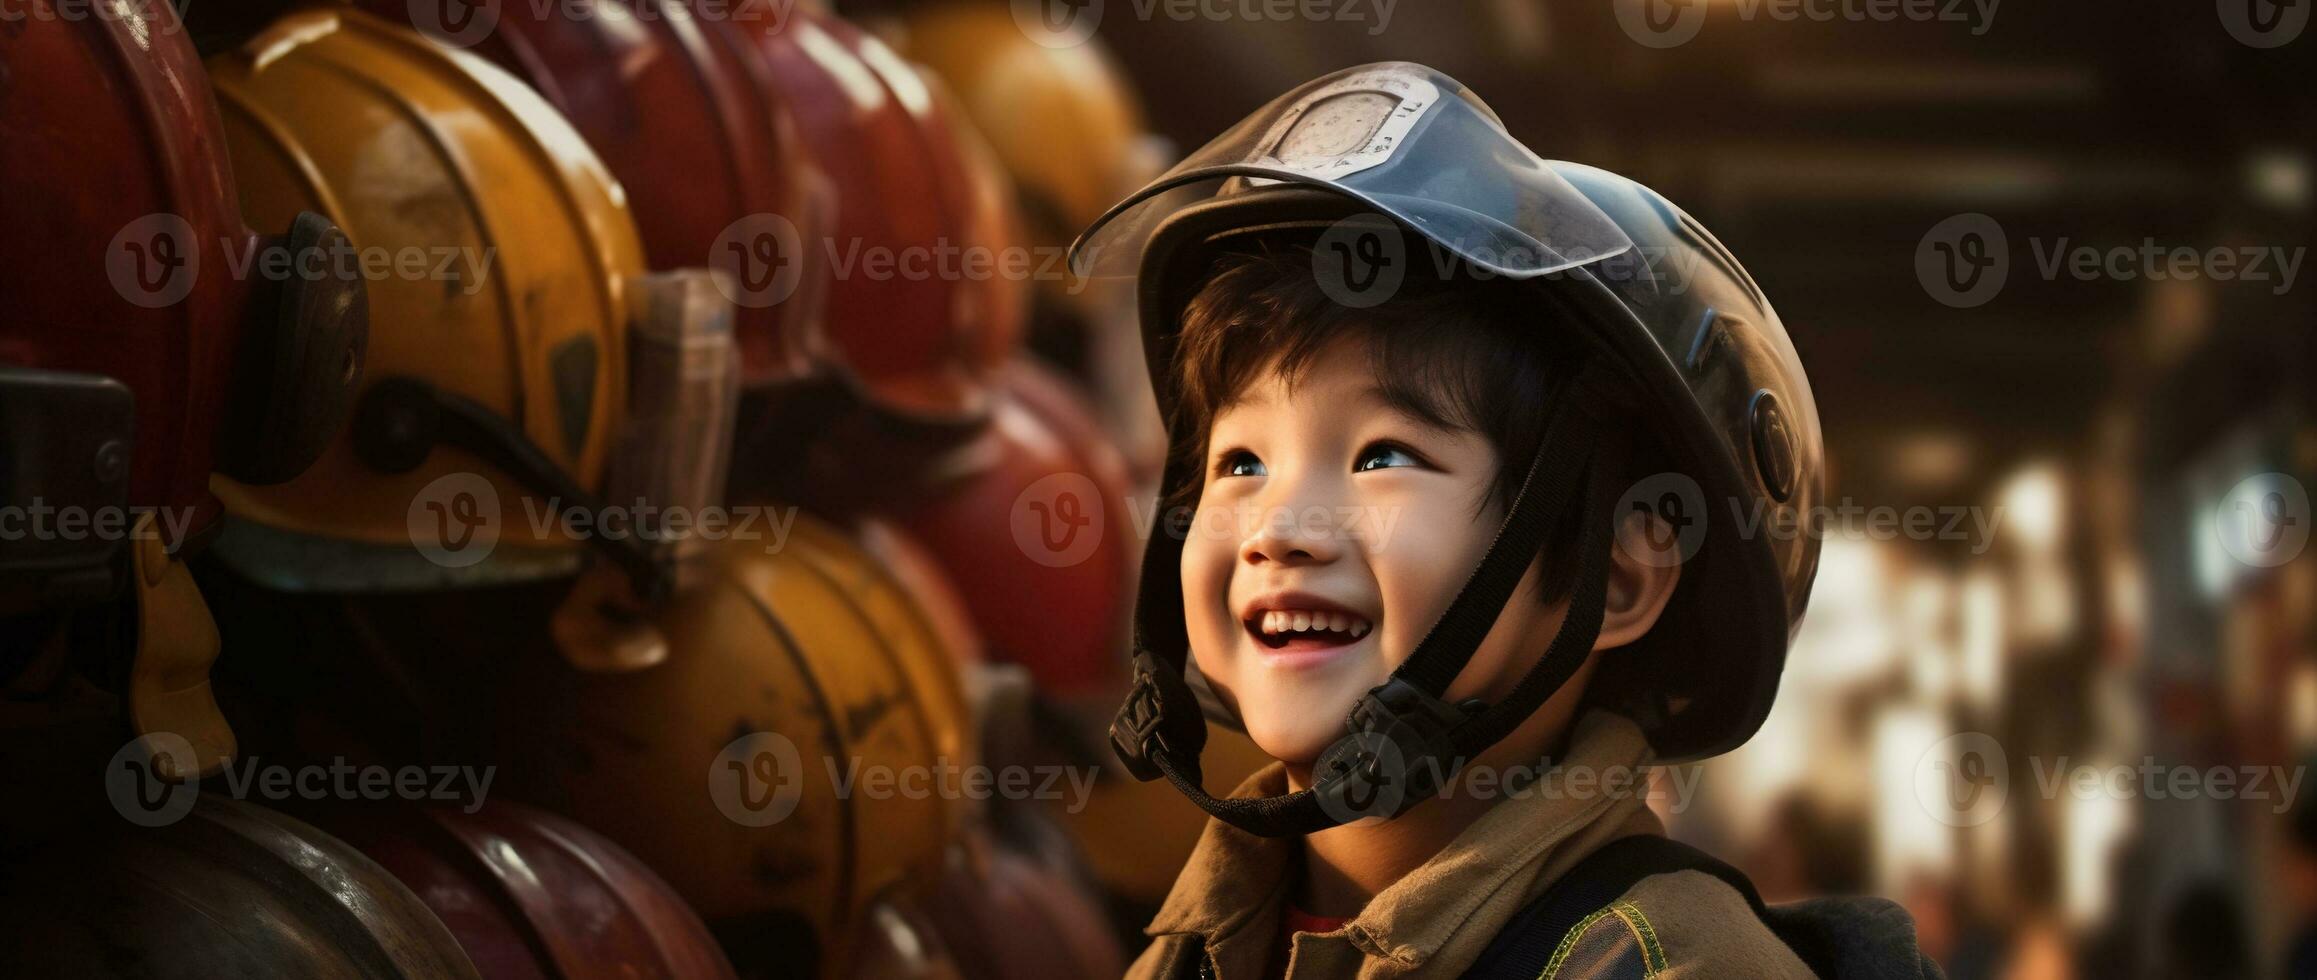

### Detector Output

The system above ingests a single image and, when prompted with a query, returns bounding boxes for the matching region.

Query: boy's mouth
[1243,607,1374,654]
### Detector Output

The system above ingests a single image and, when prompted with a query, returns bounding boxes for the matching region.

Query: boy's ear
[1593,509,1684,651]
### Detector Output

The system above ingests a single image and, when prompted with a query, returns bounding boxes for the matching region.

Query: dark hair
[1167,241,1667,604]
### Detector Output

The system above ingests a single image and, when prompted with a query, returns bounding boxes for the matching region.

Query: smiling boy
[1074,64,1941,978]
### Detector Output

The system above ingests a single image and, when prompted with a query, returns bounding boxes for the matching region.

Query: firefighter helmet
[0,796,478,977]
[894,359,1137,702]
[1077,62,1824,834]
[370,0,828,388]
[301,800,737,979]
[0,0,366,590]
[715,5,1027,427]
[204,10,652,593]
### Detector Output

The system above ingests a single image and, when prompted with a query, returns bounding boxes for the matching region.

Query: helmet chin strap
[1111,362,1631,837]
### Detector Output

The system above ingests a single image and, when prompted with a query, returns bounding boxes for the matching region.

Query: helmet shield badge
[1072,63,1639,284]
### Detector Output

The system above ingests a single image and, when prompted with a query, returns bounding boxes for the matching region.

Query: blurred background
[2,0,2309,977]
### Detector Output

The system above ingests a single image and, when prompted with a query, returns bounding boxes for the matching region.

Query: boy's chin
[1228,670,1392,775]
[1240,696,1368,775]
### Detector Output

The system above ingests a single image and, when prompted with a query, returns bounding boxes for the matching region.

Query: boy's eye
[1217,450,1267,479]
[1355,442,1425,472]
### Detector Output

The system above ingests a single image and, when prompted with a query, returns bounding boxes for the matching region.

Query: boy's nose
[1239,505,1344,567]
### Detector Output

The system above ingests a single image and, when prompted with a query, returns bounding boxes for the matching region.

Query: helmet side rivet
[1749,389,1797,503]
[94,440,128,484]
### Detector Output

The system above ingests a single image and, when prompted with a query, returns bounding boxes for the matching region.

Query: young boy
[1072,64,1941,977]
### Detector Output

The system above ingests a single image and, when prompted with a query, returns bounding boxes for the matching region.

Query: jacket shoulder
[1551,870,1817,979]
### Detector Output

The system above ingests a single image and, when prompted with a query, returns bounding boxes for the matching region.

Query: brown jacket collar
[1140,710,1668,978]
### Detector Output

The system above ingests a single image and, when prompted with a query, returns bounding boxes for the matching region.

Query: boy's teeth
[1254,609,1376,637]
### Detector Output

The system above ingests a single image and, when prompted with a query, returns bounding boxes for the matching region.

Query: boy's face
[1182,337,1573,768]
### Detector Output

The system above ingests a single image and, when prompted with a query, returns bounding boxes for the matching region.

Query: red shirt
[1269,905,1353,976]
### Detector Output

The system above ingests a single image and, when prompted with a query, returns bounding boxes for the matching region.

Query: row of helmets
[0,0,1173,976]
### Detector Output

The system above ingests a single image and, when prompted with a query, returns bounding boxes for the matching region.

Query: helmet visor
[1070,63,1634,281]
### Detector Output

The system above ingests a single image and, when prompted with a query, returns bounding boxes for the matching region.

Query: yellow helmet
[204,10,650,591]
[890,3,1168,250]
[533,518,970,976]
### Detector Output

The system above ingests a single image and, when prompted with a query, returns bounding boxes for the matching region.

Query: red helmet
[709,4,1026,434]
[0,798,476,977]
[0,0,366,594]
[922,822,1126,980]
[368,0,826,388]
[300,800,737,980]
[894,359,1138,701]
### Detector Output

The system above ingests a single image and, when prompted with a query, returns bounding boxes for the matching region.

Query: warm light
[1999,463,2066,555]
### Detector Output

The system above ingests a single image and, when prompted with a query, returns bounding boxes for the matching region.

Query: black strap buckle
[1312,678,1482,822]
[1107,653,1186,783]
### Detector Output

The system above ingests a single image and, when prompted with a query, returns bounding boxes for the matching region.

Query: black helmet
[1073,62,1822,836]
